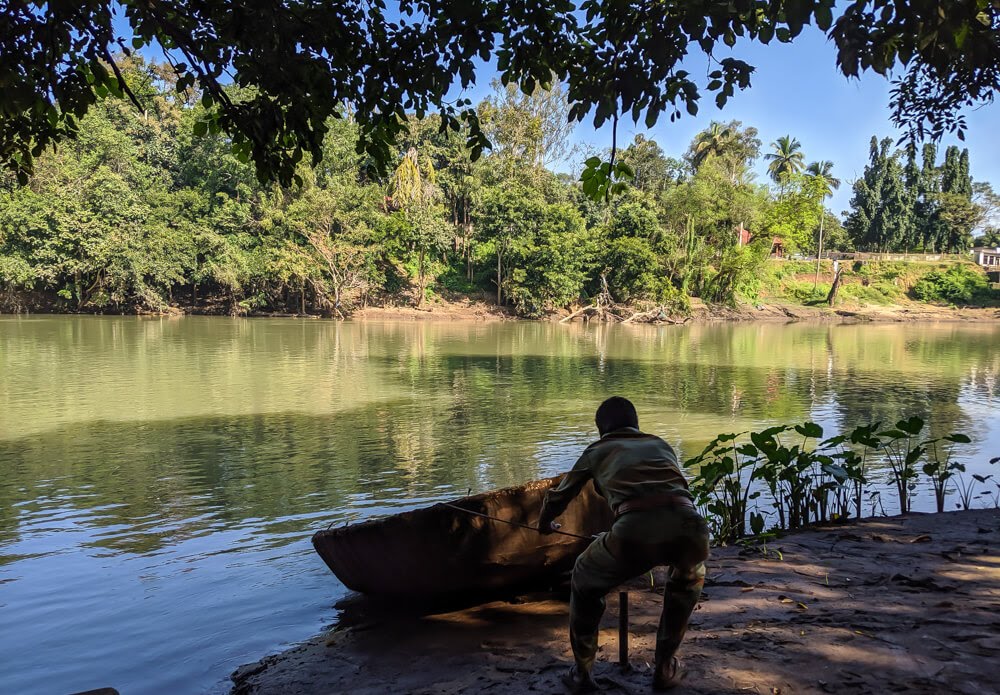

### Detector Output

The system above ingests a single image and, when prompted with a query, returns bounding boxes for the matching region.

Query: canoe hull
[312,476,613,598]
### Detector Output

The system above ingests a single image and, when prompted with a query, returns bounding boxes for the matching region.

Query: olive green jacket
[538,427,691,529]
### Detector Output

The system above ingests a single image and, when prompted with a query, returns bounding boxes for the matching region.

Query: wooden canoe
[312,476,613,598]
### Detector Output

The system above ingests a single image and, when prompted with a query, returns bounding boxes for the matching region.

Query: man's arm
[537,451,593,533]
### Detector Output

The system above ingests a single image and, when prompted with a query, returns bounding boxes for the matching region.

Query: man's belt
[615,492,695,518]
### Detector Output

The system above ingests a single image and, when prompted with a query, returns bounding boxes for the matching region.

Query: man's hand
[538,518,561,535]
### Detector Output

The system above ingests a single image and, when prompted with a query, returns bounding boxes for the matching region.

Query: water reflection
[0,317,998,694]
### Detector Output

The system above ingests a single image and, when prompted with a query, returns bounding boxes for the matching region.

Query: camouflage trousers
[569,506,709,675]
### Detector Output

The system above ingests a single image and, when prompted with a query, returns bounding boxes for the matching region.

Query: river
[1,316,998,694]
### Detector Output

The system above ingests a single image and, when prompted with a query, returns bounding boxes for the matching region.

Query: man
[538,396,709,693]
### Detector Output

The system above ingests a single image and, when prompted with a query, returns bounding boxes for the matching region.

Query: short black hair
[595,396,638,435]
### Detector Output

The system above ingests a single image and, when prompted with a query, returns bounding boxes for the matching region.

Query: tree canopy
[845,137,979,252]
[2,0,998,191]
[5,65,891,317]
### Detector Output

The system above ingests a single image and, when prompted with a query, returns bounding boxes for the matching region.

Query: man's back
[580,428,690,510]
[539,426,693,544]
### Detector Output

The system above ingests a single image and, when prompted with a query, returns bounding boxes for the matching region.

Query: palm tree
[806,160,841,197]
[690,122,734,169]
[765,135,805,192]
[806,160,841,287]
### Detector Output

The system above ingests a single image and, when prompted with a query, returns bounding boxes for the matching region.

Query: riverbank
[349,295,1000,324]
[5,289,1000,324]
[684,298,1000,324]
[231,508,1000,694]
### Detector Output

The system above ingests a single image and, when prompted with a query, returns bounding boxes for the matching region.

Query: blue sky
[601,28,1000,215]
[448,27,998,216]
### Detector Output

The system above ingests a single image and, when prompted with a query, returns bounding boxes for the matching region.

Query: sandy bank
[231,508,1000,694]
[349,296,1000,324]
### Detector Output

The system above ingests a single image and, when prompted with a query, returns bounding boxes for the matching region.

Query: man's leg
[569,533,647,678]
[653,512,710,689]
[654,559,706,675]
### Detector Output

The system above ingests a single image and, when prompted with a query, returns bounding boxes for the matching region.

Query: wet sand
[232,509,1000,694]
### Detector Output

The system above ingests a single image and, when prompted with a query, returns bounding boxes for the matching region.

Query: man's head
[595,396,638,436]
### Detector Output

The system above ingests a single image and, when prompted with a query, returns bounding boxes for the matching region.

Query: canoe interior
[312,476,613,598]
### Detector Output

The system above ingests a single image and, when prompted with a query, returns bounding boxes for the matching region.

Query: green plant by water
[686,417,995,545]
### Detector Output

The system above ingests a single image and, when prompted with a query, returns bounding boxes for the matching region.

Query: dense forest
[847,137,994,253]
[0,57,996,318]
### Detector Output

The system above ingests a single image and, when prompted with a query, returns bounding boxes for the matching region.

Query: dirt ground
[684,298,1000,324]
[351,293,1000,324]
[352,302,1000,325]
[352,295,515,322]
[231,509,1000,695]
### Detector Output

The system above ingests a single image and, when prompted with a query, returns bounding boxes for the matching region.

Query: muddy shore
[231,508,1000,694]
[352,297,1000,324]
[5,288,999,324]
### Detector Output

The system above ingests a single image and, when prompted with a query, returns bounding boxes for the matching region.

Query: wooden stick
[439,502,596,541]
[559,305,596,323]
[619,590,629,670]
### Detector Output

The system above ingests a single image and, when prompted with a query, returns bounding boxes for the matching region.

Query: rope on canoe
[440,502,596,541]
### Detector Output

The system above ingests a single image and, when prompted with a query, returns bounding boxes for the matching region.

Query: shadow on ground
[232,509,1000,694]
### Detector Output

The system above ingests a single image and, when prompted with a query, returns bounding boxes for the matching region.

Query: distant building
[973,247,1000,268]
[737,225,784,257]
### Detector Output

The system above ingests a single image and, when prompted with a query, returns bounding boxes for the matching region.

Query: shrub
[841,280,902,305]
[911,264,988,304]
[855,261,907,282]
[599,236,660,302]
[437,263,477,294]
[783,279,827,304]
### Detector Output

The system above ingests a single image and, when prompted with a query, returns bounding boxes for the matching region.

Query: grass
[761,258,996,308]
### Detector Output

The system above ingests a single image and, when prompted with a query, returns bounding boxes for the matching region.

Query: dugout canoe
[312,476,613,598]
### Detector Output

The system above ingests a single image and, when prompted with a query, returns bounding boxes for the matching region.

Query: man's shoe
[652,657,684,691]
[561,664,600,693]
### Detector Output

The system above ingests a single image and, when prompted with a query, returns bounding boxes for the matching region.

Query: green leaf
[615,162,634,179]
[193,120,208,137]
[904,445,926,466]
[879,429,908,440]
[794,422,823,439]
[822,463,849,480]
[944,433,971,444]
[896,416,924,435]
[815,5,833,31]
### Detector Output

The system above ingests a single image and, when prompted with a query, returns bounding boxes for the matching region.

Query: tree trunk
[465,208,473,281]
[418,247,426,307]
[826,267,843,306]
[301,280,306,315]
[814,204,825,289]
[496,250,502,306]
